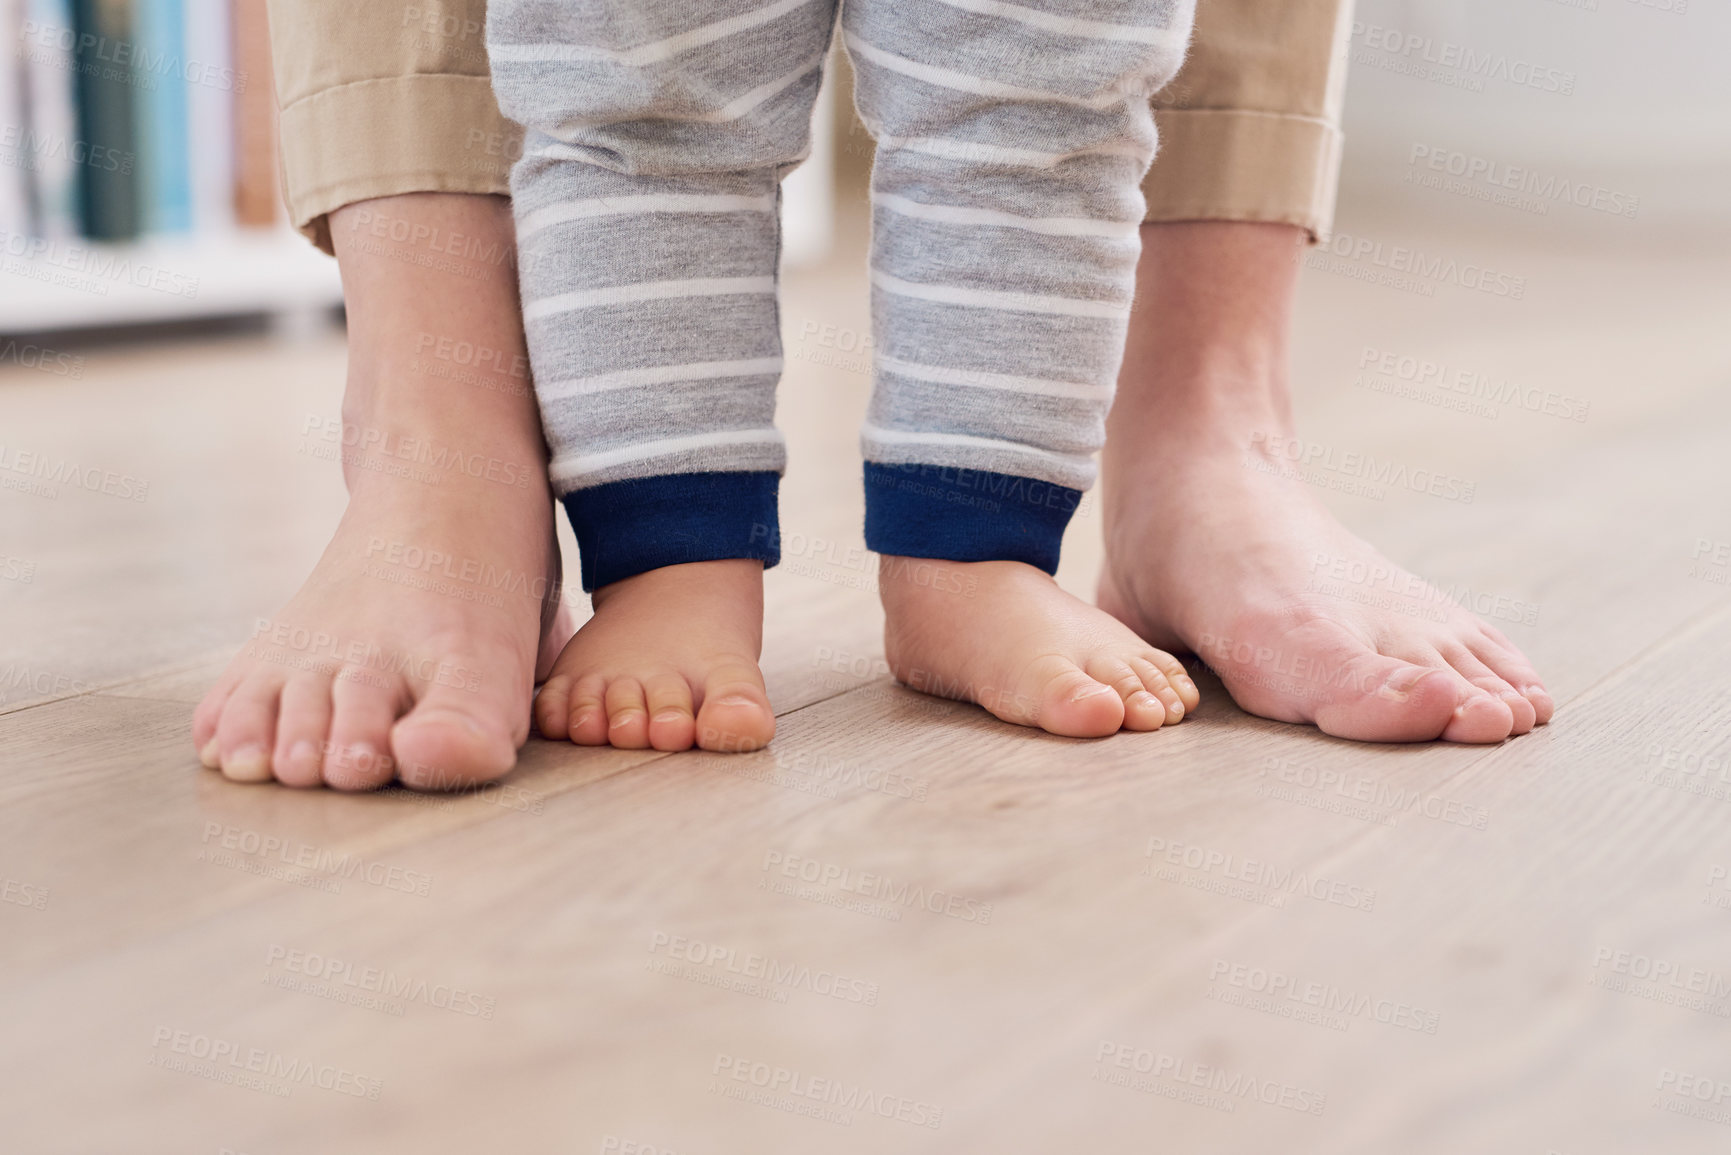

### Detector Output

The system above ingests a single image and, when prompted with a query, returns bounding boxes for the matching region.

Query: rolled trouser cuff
[561,471,781,592]
[863,463,1082,576]
[1141,108,1344,241]
[277,74,523,255]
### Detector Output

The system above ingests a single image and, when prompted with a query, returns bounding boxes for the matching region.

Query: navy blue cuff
[562,471,781,591]
[862,463,1081,575]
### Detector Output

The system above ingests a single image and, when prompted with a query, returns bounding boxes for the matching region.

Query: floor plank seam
[0,648,231,718]
[1550,597,1731,714]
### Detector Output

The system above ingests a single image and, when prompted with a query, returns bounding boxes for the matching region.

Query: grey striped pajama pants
[487,0,1194,591]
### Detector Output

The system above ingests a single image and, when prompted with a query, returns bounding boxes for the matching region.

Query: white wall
[1340,0,1731,219]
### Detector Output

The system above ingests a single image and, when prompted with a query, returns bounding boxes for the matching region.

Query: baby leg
[488,0,839,749]
[846,0,1203,735]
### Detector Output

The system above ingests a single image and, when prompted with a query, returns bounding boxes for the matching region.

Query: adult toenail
[1069,683,1115,703]
[409,709,484,736]
[340,744,389,774]
[222,746,272,783]
[199,738,221,769]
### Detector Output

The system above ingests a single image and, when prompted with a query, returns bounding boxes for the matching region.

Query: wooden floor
[4,183,1731,1153]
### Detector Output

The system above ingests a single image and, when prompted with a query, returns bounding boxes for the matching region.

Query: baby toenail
[199,738,221,769]
[1129,690,1160,710]
[289,740,320,767]
[711,695,762,708]
[1523,684,1548,697]
[222,745,272,783]
[653,709,689,722]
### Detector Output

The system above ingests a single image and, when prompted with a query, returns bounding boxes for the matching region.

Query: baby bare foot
[191,194,571,791]
[534,559,776,753]
[879,556,1199,737]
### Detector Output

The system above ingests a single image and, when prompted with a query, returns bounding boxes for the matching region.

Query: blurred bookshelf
[1,0,343,338]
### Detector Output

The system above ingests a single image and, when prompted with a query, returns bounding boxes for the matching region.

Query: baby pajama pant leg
[486,0,842,591]
[846,0,1192,572]
[487,0,1192,588]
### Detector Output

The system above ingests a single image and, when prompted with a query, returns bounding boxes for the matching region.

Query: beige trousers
[267,0,1354,255]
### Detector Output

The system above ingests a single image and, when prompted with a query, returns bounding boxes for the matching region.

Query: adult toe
[214,670,286,783]
[272,671,335,788]
[322,669,406,791]
[393,683,521,791]
[1440,643,1536,735]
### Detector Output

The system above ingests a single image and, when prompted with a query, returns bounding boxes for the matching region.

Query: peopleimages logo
[200,822,434,897]
[18,20,248,92]
[0,339,85,378]
[1309,232,1526,300]
[263,945,496,1019]
[1356,345,1589,424]
[1350,21,1576,96]
[0,443,150,501]
[0,124,133,174]
[711,1054,943,1130]
[648,931,881,1005]
[1092,1042,1327,1115]
[1207,959,1442,1034]
[759,849,994,924]
[1407,144,1639,219]
[0,227,200,298]
[148,1027,382,1099]
[1248,431,1477,504]
[1142,836,1377,912]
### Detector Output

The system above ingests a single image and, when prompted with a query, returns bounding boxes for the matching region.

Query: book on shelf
[72,0,139,240]
[0,0,281,247]
[229,0,274,228]
[16,0,84,239]
[0,0,30,237]
[183,0,233,234]
[136,0,191,234]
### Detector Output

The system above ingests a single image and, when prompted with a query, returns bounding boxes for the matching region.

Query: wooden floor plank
[967,602,1731,1154]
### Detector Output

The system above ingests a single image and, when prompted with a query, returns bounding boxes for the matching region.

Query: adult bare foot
[191,194,572,790]
[1098,221,1552,744]
[533,559,775,752]
[880,556,1198,738]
